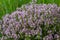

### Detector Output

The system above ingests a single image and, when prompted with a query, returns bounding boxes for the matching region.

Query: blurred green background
[0,0,60,19]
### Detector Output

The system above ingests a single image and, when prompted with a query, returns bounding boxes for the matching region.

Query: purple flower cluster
[43,33,60,40]
[0,3,60,40]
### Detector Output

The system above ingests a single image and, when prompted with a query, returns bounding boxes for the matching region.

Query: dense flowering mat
[0,0,60,40]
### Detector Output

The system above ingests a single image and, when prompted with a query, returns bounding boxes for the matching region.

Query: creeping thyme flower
[0,2,60,40]
[43,34,53,40]
[43,33,60,40]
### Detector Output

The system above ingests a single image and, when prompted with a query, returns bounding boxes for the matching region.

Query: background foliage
[0,0,60,19]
